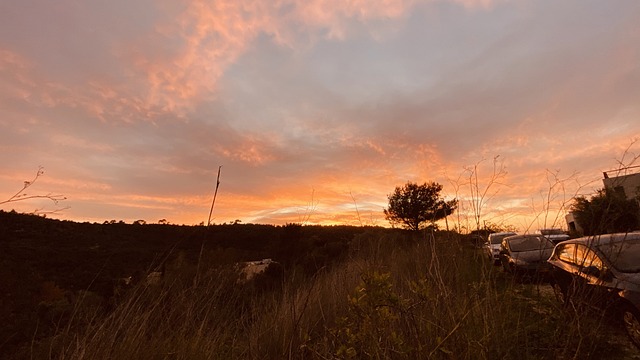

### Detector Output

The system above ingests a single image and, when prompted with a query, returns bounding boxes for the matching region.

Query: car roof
[505,234,543,240]
[489,231,517,237]
[557,232,640,246]
[503,234,551,244]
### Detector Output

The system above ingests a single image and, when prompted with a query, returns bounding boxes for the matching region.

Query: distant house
[565,212,583,236]
[602,166,640,201]
[566,166,640,236]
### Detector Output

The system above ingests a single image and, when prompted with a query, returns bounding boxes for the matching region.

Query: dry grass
[26,232,633,360]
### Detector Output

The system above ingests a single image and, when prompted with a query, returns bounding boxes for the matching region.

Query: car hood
[513,249,554,262]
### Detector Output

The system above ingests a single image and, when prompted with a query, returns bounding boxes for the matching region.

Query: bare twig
[463,156,508,232]
[298,188,318,225]
[350,191,363,227]
[0,166,67,213]
[613,138,639,174]
[445,171,466,233]
[524,169,584,233]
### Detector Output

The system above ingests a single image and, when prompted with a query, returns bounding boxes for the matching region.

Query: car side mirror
[601,269,614,282]
[581,265,601,278]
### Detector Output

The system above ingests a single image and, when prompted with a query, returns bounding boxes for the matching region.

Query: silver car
[499,234,555,277]
[484,232,517,265]
[547,232,640,348]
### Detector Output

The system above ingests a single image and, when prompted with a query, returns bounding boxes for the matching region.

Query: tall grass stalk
[195,165,222,288]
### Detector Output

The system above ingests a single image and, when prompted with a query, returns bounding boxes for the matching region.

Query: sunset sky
[1,0,639,232]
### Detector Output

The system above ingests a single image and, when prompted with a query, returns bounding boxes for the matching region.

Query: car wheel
[621,305,640,349]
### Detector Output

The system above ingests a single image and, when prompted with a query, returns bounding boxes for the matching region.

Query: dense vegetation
[571,187,640,235]
[0,210,636,359]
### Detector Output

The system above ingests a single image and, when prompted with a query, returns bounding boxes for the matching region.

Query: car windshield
[597,239,640,273]
[508,236,554,252]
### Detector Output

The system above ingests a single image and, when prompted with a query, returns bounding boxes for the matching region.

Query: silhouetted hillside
[0,210,411,357]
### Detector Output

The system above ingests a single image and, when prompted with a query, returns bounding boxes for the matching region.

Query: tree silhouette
[384,181,457,231]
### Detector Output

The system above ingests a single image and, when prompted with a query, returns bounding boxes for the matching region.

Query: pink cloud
[451,0,507,10]
[111,0,423,118]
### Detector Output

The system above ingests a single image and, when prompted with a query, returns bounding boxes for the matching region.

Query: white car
[539,228,570,244]
[485,232,517,265]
